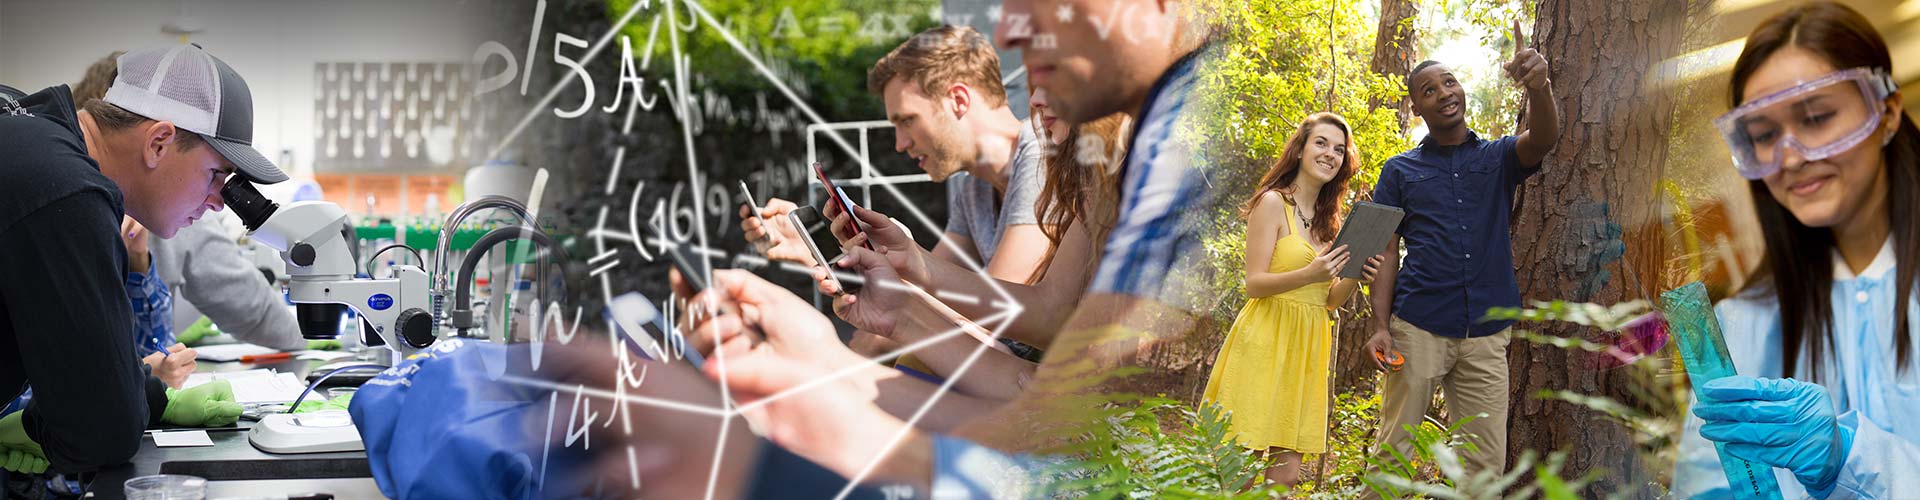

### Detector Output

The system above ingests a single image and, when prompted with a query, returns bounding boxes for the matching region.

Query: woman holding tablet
[1202,112,1385,488]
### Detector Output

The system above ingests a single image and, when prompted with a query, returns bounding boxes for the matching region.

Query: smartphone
[811,162,873,250]
[738,180,762,215]
[786,205,847,293]
[605,292,705,368]
[666,240,710,293]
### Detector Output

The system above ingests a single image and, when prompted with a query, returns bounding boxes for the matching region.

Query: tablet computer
[1330,201,1405,279]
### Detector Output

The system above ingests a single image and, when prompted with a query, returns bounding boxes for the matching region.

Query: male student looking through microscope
[0,45,276,475]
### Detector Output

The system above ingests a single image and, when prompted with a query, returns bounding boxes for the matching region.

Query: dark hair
[82,98,206,151]
[1246,112,1358,243]
[1407,59,1444,94]
[1030,114,1129,284]
[1729,1,1919,380]
[71,51,124,107]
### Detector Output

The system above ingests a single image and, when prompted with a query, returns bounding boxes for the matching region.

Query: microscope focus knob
[398,308,436,348]
[290,243,316,267]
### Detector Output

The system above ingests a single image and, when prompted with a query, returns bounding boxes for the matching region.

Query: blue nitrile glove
[1694,376,1852,497]
[0,412,47,474]
[163,379,244,427]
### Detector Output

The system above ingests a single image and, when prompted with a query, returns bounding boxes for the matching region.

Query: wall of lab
[0,0,497,181]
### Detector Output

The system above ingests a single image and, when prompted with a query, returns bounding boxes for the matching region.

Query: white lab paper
[151,430,214,447]
[227,373,323,404]
[296,350,355,361]
[184,370,322,404]
[183,369,272,388]
[192,343,281,362]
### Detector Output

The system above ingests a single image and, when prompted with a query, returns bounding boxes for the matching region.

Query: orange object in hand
[1373,349,1405,371]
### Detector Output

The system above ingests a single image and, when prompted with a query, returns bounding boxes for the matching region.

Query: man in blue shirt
[1365,27,1561,481]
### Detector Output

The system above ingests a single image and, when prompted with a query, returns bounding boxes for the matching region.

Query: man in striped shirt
[674,0,1231,496]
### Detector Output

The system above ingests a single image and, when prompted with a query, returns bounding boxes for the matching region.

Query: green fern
[1037,398,1285,499]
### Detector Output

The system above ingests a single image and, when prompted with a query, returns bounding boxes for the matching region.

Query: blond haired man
[741,25,1051,362]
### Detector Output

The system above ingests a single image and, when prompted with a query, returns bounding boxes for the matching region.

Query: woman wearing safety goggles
[1675,2,1920,498]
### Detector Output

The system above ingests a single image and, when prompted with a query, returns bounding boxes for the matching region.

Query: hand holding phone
[787,206,854,295]
[813,162,874,251]
[666,241,710,293]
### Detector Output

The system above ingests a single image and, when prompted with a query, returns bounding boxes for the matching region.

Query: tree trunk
[1368,0,1419,133]
[1506,0,1687,495]
[1331,0,1421,398]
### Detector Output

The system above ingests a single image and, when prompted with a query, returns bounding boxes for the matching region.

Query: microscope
[221,176,433,453]
[222,177,435,359]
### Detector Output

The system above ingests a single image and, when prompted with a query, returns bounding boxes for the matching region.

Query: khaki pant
[1370,316,1510,488]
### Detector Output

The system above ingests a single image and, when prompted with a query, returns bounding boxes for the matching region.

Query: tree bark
[1368,0,1419,133]
[1506,0,1687,495]
[1331,0,1421,398]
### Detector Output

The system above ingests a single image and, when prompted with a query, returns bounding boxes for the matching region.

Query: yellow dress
[1202,202,1333,453]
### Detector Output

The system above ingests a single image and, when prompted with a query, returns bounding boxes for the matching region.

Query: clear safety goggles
[1714,67,1896,180]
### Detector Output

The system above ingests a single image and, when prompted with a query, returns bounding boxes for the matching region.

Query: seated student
[738,25,1052,364]
[676,2,1224,496]
[1675,3,1920,497]
[811,96,1133,399]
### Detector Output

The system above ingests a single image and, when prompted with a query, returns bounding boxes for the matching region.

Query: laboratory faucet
[431,195,536,337]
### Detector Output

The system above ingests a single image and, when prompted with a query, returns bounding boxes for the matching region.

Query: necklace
[1280,188,1330,252]
[1282,189,1313,229]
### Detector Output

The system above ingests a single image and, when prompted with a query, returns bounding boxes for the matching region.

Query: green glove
[291,392,353,413]
[162,380,244,427]
[0,412,47,474]
[305,340,342,351]
[176,316,218,346]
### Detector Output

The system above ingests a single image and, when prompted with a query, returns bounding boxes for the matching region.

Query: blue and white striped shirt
[1087,49,1216,313]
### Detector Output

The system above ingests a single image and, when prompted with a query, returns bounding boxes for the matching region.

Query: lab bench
[87,357,387,499]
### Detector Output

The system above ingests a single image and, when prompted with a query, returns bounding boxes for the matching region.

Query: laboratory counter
[88,357,387,499]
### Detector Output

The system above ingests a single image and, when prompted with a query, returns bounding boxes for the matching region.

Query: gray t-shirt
[944,121,1045,264]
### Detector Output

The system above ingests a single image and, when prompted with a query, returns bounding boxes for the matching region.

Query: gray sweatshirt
[150,215,306,350]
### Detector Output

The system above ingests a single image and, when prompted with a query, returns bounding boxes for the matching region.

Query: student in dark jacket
[0,44,283,475]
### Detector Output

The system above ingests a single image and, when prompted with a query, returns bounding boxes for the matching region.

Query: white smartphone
[738,180,762,215]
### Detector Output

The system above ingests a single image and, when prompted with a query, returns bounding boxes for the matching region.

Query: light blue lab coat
[1675,240,1920,499]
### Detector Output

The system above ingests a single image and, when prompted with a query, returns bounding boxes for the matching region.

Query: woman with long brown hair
[1029,90,1126,285]
[1676,2,1920,496]
[1202,112,1383,488]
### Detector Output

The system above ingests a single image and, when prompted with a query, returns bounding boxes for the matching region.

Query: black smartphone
[666,240,710,293]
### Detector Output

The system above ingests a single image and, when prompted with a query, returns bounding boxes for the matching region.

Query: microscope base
[248,412,365,454]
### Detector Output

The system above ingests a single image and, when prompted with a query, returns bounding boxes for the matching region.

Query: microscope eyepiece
[223,175,279,232]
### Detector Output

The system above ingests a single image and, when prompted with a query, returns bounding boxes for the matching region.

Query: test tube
[1659,282,1784,500]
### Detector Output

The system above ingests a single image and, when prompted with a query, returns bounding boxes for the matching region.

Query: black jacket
[0,85,168,472]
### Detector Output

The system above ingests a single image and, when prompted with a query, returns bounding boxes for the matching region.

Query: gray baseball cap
[103,44,287,184]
